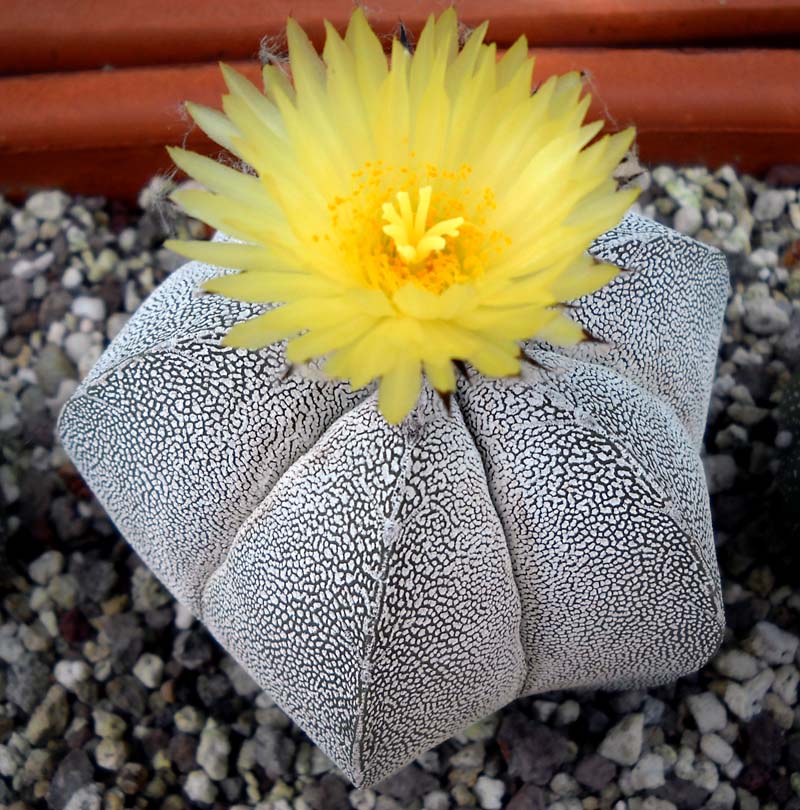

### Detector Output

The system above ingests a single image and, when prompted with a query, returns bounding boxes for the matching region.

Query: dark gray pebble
[47,749,93,810]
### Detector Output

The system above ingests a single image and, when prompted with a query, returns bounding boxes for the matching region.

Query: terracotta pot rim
[1,47,798,198]
[3,0,800,74]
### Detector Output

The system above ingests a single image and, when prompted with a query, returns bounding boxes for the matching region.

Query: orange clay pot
[0,48,798,200]
[2,1,800,73]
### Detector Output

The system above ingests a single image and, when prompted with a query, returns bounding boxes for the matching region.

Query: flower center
[381,186,465,265]
[323,161,509,296]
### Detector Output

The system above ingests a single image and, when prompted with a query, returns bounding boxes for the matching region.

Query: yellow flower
[165,9,638,424]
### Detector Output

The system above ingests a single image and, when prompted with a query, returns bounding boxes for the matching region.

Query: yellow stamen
[382,185,464,264]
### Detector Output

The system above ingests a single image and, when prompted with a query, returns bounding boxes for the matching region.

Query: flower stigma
[382,186,465,265]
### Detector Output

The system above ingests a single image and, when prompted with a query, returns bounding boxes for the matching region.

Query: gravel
[1,164,800,808]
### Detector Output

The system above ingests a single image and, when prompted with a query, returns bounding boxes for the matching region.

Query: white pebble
[745,621,799,664]
[54,659,91,691]
[700,733,733,765]
[789,202,800,230]
[64,332,93,365]
[184,770,218,804]
[707,782,736,810]
[71,296,106,322]
[674,206,702,236]
[28,550,64,585]
[743,297,790,336]
[749,248,779,269]
[174,601,195,629]
[713,649,759,681]
[133,653,164,688]
[753,189,786,221]
[631,753,665,790]
[474,776,505,810]
[25,190,70,221]
[687,692,727,733]
[599,714,644,766]
[61,266,83,290]
[772,665,799,705]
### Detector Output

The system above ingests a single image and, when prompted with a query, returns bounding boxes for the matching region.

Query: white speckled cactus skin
[58,212,729,787]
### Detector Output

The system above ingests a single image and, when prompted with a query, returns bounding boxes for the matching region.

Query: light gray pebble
[724,670,773,721]
[745,621,799,664]
[749,247,779,268]
[550,773,580,797]
[555,700,581,726]
[25,190,70,221]
[54,659,91,691]
[0,632,24,664]
[713,649,759,681]
[631,753,665,790]
[61,266,83,290]
[13,251,55,280]
[184,769,218,804]
[599,714,644,766]
[118,228,138,253]
[349,789,378,810]
[198,720,231,781]
[674,206,703,235]
[763,692,794,729]
[706,782,736,810]
[700,734,734,765]
[753,189,786,221]
[548,800,582,810]
[422,790,449,810]
[686,692,727,733]
[789,201,800,230]
[63,784,102,810]
[729,384,754,405]
[692,758,719,792]
[133,652,164,688]
[0,744,22,778]
[174,601,195,629]
[28,550,64,585]
[745,667,775,701]
[727,402,768,426]
[64,332,93,365]
[715,424,749,450]
[772,664,799,705]
[743,297,790,336]
[776,430,794,449]
[533,699,558,722]
[730,346,761,366]
[474,776,505,810]
[71,295,106,322]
